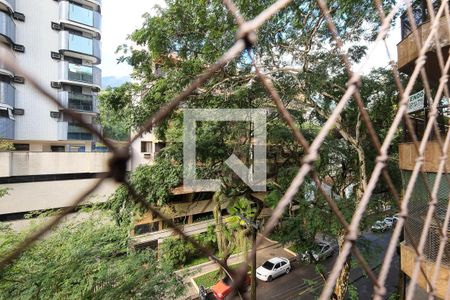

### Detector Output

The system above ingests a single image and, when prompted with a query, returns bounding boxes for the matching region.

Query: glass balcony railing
[0,11,15,44]
[68,93,94,112]
[68,63,94,83]
[59,61,102,87]
[68,122,93,140]
[70,4,101,29]
[59,31,101,63]
[0,81,14,107]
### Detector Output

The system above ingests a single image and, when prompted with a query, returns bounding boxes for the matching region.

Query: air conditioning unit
[143,153,152,159]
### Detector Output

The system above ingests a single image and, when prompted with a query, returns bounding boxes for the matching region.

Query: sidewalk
[177,235,295,299]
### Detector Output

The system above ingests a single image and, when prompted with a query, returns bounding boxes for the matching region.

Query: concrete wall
[0,151,112,177]
[0,178,119,214]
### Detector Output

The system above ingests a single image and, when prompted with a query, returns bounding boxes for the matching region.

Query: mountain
[102,76,130,89]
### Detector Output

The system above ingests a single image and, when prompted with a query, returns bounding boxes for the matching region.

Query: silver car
[301,242,335,263]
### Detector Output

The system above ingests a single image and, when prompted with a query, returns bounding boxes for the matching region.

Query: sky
[101,1,401,79]
[101,0,165,78]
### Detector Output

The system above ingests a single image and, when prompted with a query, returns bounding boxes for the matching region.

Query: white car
[256,257,291,282]
[383,217,395,228]
[371,220,388,232]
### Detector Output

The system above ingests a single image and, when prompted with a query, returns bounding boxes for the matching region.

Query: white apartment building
[1,0,101,150]
[0,0,120,228]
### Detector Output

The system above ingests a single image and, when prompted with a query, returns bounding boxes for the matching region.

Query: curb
[283,246,298,257]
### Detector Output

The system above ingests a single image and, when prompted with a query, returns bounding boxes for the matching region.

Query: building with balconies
[0,1,115,231]
[397,1,450,298]
[0,0,102,151]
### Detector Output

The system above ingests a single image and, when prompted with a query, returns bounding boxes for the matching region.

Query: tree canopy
[0,215,184,299]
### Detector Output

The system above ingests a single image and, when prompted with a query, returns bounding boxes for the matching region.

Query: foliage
[0,140,14,151]
[101,0,400,297]
[161,227,218,268]
[193,263,247,289]
[107,147,183,224]
[160,237,197,268]
[0,187,8,199]
[0,216,184,299]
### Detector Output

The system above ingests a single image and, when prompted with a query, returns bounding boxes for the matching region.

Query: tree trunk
[333,233,351,300]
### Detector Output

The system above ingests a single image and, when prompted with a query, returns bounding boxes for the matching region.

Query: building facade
[397,1,450,298]
[0,0,120,230]
[0,0,102,151]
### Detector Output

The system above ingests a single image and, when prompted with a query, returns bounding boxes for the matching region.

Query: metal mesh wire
[0,0,450,299]
[403,170,450,266]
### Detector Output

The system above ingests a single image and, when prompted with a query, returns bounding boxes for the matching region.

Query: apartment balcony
[0,60,13,77]
[0,114,13,139]
[399,141,450,172]
[0,81,14,107]
[58,121,96,141]
[59,1,101,37]
[58,91,98,114]
[59,31,101,64]
[0,0,15,13]
[74,0,101,12]
[58,61,101,90]
[0,151,112,177]
[0,11,15,46]
[397,5,450,83]
[401,243,449,299]
[131,219,216,244]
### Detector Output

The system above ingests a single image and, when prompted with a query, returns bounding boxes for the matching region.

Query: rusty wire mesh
[0,0,450,299]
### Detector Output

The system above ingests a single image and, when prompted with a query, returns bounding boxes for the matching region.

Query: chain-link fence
[1,0,450,299]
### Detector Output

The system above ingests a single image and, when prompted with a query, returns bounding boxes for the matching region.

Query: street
[226,231,399,299]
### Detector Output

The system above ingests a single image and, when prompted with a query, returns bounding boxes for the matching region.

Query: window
[280,261,286,266]
[274,263,280,269]
[134,222,159,235]
[13,144,29,151]
[51,146,66,152]
[154,142,165,154]
[0,108,8,118]
[193,212,214,223]
[140,141,152,153]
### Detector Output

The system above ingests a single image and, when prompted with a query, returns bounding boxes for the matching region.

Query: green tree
[0,215,184,299]
[102,0,398,298]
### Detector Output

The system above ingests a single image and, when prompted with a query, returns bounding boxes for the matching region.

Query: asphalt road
[225,231,398,300]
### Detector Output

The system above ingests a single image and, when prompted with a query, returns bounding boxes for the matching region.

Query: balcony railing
[59,31,101,63]
[59,1,101,31]
[0,114,13,140]
[68,122,93,140]
[0,11,15,45]
[59,61,102,88]
[59,91,97,112]
[0,81,14,107]
[400,1,447,39]
[58,121,95,141]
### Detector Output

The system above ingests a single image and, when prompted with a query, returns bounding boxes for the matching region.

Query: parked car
[211,272,251,300]
[300,242,335,263]
[393,214,400,222]
[383,217,396,228]
[371,220,388,232]
[256,257,291,282]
